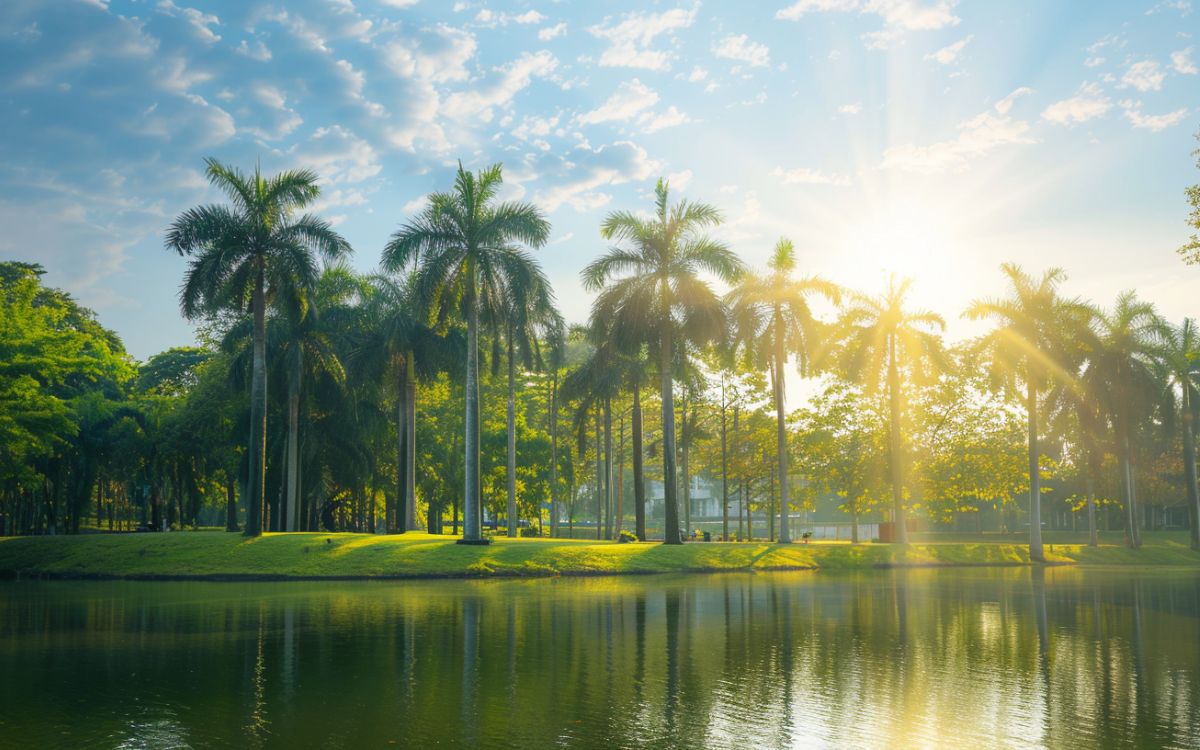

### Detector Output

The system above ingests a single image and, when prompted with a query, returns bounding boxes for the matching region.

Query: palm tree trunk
[225,477,239,532]
[506,332,518,538]
[774,341,791,544]
[550,369,559,538]
[246,263,267,538]
[681,396,690,536]
[595,408,603,541]
[604,398,614,539]
[405,355,417,532]
[459,278,485,544]
[633,384,646,541]
[1121,430,1139,549]
[285,346,301,532]
[720,382,728,542]
[660,334,681,544]
[887,334,906,545]
[1026,378,1043,561]
[1085,455,1098,548]
[395,365,406,533]
[615,411,625,537]
[733,406,742,539]
[1182,386,1200,551]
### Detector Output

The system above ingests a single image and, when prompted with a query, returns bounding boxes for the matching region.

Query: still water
[1,568,1198,749]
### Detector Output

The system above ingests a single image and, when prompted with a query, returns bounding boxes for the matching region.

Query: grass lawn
[1,530,1198,580]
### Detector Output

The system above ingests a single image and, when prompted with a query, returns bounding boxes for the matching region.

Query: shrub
[617,530,638,544]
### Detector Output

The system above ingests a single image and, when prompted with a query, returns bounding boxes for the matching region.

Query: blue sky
[1,0,1198,359]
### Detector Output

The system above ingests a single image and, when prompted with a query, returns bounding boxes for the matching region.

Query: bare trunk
[633,385,646,541]
[887,334,907,545]
[395,366,405,532]
[604,398,614,539]
[615,411,625,538]
[720,382,729,542]
[550,369,559,537]
[285,346,301,532]
[1182,386,1200,551]
[506,331,518,537]
[225,478,239,532]
[1027,378,1043,561]
[405,355,417,532]
[681,396,690,537]
[774,336,791,544]
[459,276,485,544]
[245,262,267,537]
[661,334,681,544]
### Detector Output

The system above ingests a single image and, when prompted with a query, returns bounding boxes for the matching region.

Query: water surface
[1,568,1198,748]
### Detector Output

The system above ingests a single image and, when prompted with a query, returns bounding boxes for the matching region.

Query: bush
[519,525,542,538]
[617,530,638,544]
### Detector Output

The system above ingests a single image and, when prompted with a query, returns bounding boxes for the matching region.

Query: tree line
[3,146,1200,561]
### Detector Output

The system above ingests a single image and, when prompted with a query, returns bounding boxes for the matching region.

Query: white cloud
[926,34,972,64]
[778,0,961,49]
[235,38,271,61]
[881,110,1035,174]
[1147,1,1193,16]
[578,79,659,125]
[1172,47,1198,74]
[770,166,852,186]
[1084,56,1105,68]
[512,114,562,141]
[1121,60,1165,92]
[534,140,662,212]
[666,169,693,189]
[994,86,1033,115]
[687,66,708,82]
[156,1,221,44]
[588,7,697,71]
[714,33,771,68]
[538,23,566,41]
[1120,101,1190,132]
[443,50,558,120]
[1041,82,1111,125]
[638,105,691,133]
[475,9,546,26]
[289,125,381,185]
[402,195,429,214]
[383,24,477,83]
[838,102,863,114]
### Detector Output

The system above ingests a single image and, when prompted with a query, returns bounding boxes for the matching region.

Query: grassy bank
[2,531,1199,581]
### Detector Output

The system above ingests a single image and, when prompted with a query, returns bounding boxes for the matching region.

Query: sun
[831,194,969,314]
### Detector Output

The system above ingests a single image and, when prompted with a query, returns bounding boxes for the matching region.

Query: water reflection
[1,568,1199,749]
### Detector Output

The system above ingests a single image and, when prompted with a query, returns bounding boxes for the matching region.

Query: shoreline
[2,531,1197,583]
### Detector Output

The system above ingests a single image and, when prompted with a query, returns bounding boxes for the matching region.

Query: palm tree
[561,333,623,540]
[582,178,744,544]
[728,238,840,543]
[500,273,563,537]
[1161,318,1200,550]
[965,264,1090,560]
[837,276,944,546]
[1083,292,1169,548]
[383,163,550,544]
[166,158,350,537]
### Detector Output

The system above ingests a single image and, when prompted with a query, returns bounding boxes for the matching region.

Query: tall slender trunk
[285,346,301,532]
[225,478,239,532]
[734,406,742,539]
[720,382,729,542]
[681,396,690,536]
[405,355,417,532]
[246,262,267,537]
[506,331,518,537]
[1121,429,1140,549]
[887,333,907,545]
[595,408,603,541]
[660,333,681,544]
[395,364,406,533]
[1026,377,1043,561]
[1182,386,1200,551]
[1085,444,1098,548]
[604,399,614,539]
[774,332,791,544]
[632,385,646,541]
[615,411,625,537]
[550,369,559,537]
[460,276,485,544]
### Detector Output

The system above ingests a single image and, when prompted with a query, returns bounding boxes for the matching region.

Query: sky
[1,0,1198,361]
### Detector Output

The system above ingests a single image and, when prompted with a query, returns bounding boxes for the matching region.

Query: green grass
[1,530,1198,580]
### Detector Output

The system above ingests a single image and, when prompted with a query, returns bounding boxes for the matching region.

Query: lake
[1,568,1198,748]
